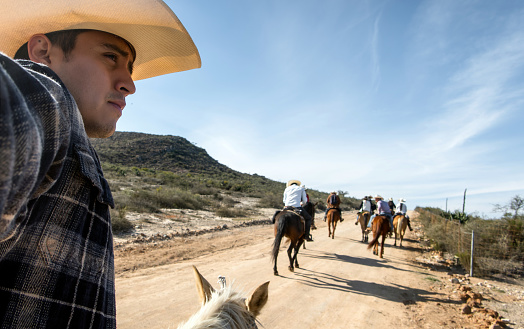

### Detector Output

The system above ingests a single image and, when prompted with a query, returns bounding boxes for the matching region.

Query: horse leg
[294,241,303,268]
[332,220,336,239]
[380,232,386,258]
[327,217,332,237]
[273,250,279,276]
[287,243,295,272]
[394,231,397,246]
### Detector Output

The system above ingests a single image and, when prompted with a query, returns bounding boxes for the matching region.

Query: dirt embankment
[114,209,524,329]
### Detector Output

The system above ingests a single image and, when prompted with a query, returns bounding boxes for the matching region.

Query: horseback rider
[355,196,371,225]
[369,195,377,215]
[388,197,396,213]
[394,198,413,231]
[302,185,317,230]
[282,180,314,242]
[367,195,393,232]
[323,191,343,222]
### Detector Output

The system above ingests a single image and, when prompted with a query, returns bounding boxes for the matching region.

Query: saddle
[272,207,306,224]
[276,207,305,226]
[283,206,305,221]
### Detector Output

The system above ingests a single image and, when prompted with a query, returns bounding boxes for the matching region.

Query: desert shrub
[316,202,326,211]
[417,206,524,277]
[215,206,249,218]
[257,193,283,209]
[116,187,206,213]
[111,206,133,233]
[191,185,218,195]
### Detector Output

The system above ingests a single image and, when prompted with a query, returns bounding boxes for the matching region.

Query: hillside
[90,131,359,228]
[90,131,236,175]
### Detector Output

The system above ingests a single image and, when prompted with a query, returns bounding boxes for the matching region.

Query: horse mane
[176,284,258,329]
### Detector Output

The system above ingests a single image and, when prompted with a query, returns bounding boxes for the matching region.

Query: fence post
[470,230,475,277]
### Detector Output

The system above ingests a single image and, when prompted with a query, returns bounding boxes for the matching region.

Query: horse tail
[271,214,287,263]
[367,217,382,249]
[398,215,405,234]
[367,233,380,249]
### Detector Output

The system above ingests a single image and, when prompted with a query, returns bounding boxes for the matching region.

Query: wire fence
[417,208,524,277]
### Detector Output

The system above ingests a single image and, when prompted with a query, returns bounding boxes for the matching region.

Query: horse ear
[246,281,269,317]
[192,266,215,305]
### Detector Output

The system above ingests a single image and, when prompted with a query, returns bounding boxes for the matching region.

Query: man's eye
[105,54,118,62]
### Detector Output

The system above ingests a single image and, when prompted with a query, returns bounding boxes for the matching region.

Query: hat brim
[1,0,201,81]
[287,180,301,187]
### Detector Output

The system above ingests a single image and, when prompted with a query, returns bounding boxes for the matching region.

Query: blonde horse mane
[176,267,269,329]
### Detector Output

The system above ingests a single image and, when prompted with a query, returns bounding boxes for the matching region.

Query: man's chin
[86,124,117,138]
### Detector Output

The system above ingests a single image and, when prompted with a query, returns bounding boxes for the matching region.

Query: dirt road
[115,210,464,328]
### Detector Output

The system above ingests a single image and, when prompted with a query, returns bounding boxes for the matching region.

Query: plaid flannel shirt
[0,53,116,328]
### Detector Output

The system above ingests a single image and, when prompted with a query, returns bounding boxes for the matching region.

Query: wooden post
[470,230,475,277]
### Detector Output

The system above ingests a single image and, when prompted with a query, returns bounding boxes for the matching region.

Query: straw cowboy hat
[287,180,301,187]
[388,197,393,201]
[0,0,201,80]
[374,195,383,200]
[399,198,406,202]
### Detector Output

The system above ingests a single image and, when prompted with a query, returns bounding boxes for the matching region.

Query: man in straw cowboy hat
[366,195,394,233]
[282,180,314,241]
[394,198,413,231]
[0,0,200,327]
[355,195,372,225]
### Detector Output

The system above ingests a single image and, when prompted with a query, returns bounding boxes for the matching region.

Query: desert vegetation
[92,132,359,233]
[416,195,524,278]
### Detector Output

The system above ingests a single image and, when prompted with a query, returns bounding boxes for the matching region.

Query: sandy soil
[114,208,524,329]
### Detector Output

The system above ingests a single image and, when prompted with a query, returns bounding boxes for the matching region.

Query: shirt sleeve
[0,58,72,239]
[301,189,307,204]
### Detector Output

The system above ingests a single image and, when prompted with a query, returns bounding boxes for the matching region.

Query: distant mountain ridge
[90,131,238,175]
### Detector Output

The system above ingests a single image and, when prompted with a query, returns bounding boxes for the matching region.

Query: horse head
[177,266,269,329]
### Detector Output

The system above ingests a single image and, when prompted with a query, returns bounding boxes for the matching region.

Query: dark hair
[14,29,91,60]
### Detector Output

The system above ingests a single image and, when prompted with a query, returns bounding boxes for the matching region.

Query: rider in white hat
[0,1,200,327]
[281,180,314,241]
[394,198,413,231]
[367,195,394,232]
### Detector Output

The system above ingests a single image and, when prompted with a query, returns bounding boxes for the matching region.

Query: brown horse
[326,208,341,239]
[393,214,408,247]
[271,210,305,275]
[367,215,390,258]
[177,266,269,329]
[356,211,371,242]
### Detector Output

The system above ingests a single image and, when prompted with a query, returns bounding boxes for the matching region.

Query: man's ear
[27,34,53,65]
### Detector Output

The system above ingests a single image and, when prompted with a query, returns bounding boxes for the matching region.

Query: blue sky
[118,0,524,218]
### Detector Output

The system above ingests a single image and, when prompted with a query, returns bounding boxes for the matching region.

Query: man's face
[48,30,136,138]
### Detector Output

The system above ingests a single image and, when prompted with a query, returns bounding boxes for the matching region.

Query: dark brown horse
[356,211,371,242]
[326,208,341,239]
[271,210,305,276]
[367,215,390,258]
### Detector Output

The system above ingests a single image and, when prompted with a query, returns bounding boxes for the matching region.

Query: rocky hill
[90,131,238,175]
